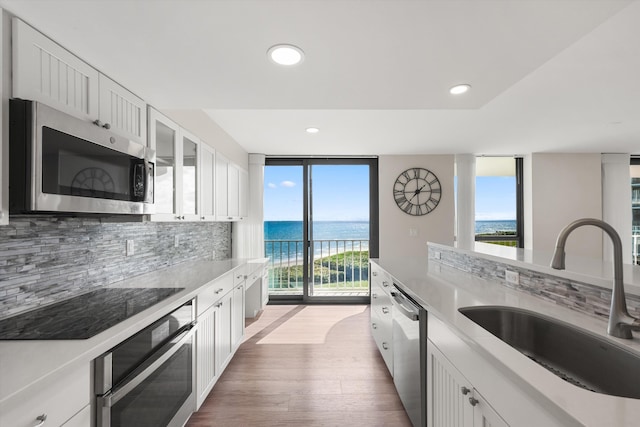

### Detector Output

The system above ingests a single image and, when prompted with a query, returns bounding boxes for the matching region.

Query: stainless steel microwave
[9,99,155,215]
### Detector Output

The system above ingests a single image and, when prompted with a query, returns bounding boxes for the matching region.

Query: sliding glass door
[264,158,378,303]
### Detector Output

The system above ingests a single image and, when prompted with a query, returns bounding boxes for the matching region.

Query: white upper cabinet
[199,144,216,221]
[98,74,147,144]
[12,18,99,120]
[227,162,240,218]
[180,128,200,221]
[215,153,230,220]
[12,18,147,145]
[149,108,180,221]
[239,168,248,218]
[215,153,247,221]
[1,13,8,226]
[149,107,207,222]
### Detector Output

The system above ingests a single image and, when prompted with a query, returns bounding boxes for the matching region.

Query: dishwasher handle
[391,289,420,321]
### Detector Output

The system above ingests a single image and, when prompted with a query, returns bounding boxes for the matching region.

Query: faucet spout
[550,218,638,339]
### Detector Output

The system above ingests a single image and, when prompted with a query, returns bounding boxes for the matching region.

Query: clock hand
[409,183,428,202]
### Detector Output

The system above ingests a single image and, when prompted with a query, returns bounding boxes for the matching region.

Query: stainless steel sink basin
[459,306,640,399]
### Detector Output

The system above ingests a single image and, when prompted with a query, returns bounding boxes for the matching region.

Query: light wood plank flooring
[186,305,412,427]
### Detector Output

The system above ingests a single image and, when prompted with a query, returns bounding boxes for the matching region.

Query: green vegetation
[476,230,518,247]
[269,250,369,290]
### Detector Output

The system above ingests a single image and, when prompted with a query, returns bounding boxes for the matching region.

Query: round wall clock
[70,167,115,197]
[393,167,441,216]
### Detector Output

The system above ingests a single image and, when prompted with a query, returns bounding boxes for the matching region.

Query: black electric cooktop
[0,287,184,340]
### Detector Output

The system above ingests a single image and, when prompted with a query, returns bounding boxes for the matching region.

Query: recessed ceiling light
[306,127,319,134]
[268,44,304,66]
[449,84,471,95]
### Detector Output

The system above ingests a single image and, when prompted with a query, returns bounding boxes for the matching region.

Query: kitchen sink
[459,306,640,399]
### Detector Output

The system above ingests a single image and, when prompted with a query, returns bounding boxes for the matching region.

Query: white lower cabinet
[195,267,247,410]
[217,290,233,371]
[427,313,567,427]
[0,363,90,427]
[61,405,91,427]
[231,281,245,351]
[370,263,394,374]
[427,340,507,427]
[196,303,219,409]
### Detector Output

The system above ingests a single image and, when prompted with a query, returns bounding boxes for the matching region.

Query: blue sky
[475,176,516,220]
[264,165,370,221]
[264,165,516,221]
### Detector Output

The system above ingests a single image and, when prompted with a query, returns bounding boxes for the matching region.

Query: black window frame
[474,157,524,248]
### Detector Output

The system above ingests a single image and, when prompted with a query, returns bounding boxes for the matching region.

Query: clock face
[393,167,441,216]
[70,167,116,197]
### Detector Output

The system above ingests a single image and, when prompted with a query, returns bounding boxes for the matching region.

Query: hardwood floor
[186,305,412,427]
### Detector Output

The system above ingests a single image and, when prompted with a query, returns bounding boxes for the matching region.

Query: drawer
[233,268,247,287]
[62,405,91,427]
[246,266,265,289]
[0,363,90,427]
[371,285,392,316]
[197,272,234,316]
[371,312,393,374]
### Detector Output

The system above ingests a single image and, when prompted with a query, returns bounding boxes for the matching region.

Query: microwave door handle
[100,324,196,408]
[144,159,154,203]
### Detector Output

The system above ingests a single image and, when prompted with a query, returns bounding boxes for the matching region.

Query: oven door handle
[392,290,420,321]
[100,323,196,408]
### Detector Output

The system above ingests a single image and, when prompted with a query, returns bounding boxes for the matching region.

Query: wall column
[455,154,476,250]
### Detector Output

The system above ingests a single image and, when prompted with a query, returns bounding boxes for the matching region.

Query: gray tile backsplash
[0,217,231,319]
[429,245,640,322]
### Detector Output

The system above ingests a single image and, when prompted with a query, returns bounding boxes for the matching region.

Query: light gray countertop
[373,254,640,426]
[0,258,252,403]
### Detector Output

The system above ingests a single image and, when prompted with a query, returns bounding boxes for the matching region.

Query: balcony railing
[265,239,369,296]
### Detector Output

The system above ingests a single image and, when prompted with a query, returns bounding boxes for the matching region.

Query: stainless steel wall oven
[94,299,196,427]
[9,99,155,215]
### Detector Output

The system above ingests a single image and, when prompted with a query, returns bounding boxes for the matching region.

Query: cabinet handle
[372,323,377,329]
[372,271,378,277]
[382,281,389,287]
[461,386,471,395]
[382,342,389,350]
[34,414,47,427]
[216,302,223,308]
[468,397,479,407]
[236,285,243,290]
[215,288,224,294]
[201,216,206,220]
[382,307,389,314]
[372,293,377,299]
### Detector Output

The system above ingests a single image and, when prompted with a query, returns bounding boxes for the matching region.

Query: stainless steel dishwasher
[391,285,427,427]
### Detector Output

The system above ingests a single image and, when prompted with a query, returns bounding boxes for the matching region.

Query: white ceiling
[1,0,639,156]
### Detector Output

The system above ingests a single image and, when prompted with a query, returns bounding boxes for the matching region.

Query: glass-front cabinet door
[199,144,216,221]
[181,130,199,220]
[149,108,180,221]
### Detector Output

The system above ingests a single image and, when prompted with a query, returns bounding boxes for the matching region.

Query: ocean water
[475,220,517,234]
[264,220,516,261]
[265,221,369,262]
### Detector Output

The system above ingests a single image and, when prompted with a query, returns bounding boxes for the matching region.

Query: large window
[475,157,524,248]
[263,157,379,303]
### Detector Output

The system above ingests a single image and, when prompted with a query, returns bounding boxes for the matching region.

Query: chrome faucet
[550,218,640,339]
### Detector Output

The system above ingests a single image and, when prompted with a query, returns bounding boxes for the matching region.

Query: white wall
[525,153,603,258]
[379,155,455,260]
[161,109,248,170]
